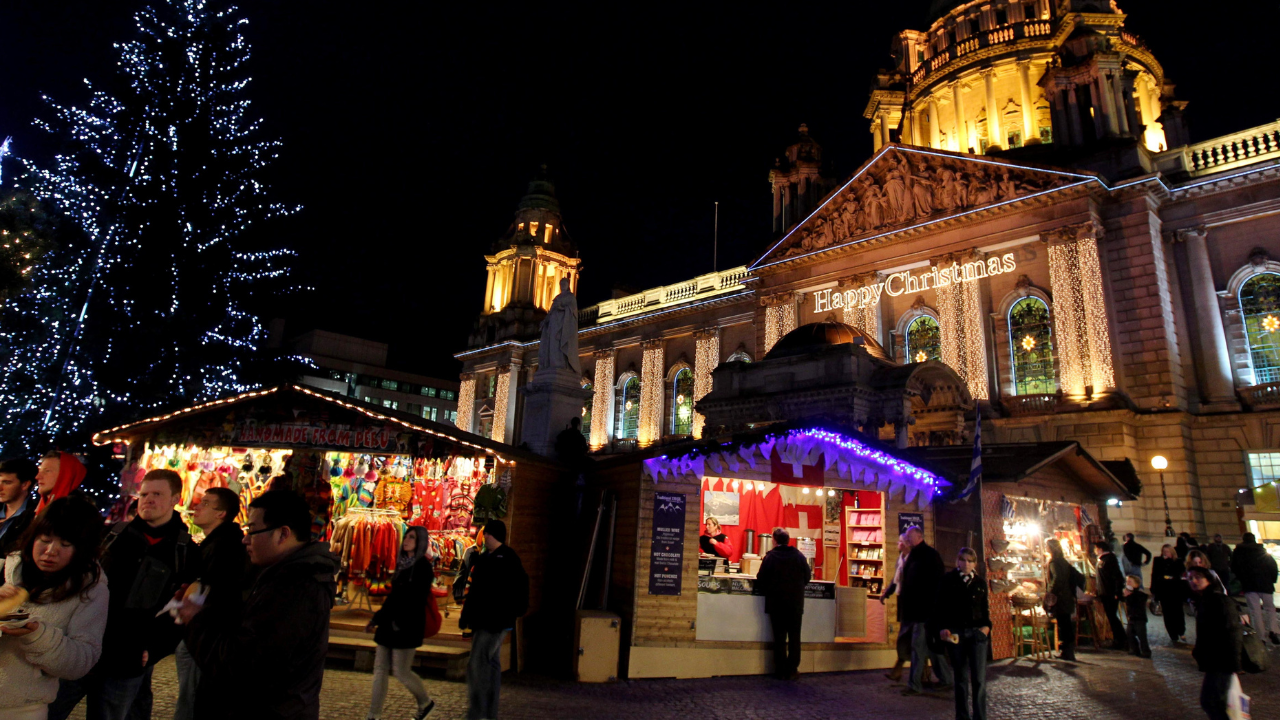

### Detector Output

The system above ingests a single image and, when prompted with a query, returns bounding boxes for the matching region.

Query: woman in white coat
[0,495,109,720]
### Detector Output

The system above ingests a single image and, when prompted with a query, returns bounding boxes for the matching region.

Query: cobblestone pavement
[65,617,1278,719]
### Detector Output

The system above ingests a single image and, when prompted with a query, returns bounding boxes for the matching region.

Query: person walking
[0,496,109,720]
[0,458,38,559]
[879,534,911,682]
[48,470,199,720]
[1092,541,1128,650]
[181,490,339,720]
[1204,535,1233,590]
[365,526,436,720]
[1150,544,1188,644]
[1045,539,1080,661]
[756,528,811,681]
[899,525,952,696]
[1121,533,1152,580]
[1187,566,1242,720]
[173,488,248,720]
[935,548,990,720]
[1231,532,1280,645]
[458,519,528,720]
[1122,574,1151,658]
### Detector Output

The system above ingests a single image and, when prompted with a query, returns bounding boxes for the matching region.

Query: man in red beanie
[35,450,87,512]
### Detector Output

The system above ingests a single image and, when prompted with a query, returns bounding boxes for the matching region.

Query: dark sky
[2,1,1276,380]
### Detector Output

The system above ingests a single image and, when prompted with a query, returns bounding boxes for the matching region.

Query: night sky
[2,1,1276,381]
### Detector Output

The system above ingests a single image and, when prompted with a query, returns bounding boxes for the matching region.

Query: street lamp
[1151,455,1174,537]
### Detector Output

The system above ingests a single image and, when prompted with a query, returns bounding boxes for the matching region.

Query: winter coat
[1095,552,1125,600]
[0,499,34,561]
[96,513,200,678]
[755,544,811,617]
[1205,542,1233,583]
[899,541,945,623]
[187,541,340,720]
[34,452,86,514]
[373,527,433,649]
[699,533,733,558]
[1123,587,1148,623]
[1045,556,1080,616]
[1192,589,1242,674]
[1122,540,1151,568]
[197,522,249,611]
[933,570,991,633]
[459,543,528,634]
[1176,535,1198,561]
[1150,557,1188,602]
[1231,540,1278,594]
[0,554,109,708]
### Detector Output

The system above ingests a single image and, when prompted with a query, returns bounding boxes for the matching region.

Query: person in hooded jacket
[365,526,435,720]
[1187,566,1242,720]
[34,452,87,515]
[1231,532,1280,644]
[181,490,339,720]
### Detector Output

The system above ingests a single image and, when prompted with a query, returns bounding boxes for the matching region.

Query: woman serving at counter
[700,517,734,558]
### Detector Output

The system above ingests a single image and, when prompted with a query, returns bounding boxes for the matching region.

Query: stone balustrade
[1002,392,1061,417]
[1238,381,1280,411]
[1155,120,1280,178]
[583,266,751,325]
[909,20,1053,88]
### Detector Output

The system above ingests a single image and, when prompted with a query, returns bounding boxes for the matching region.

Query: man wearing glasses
[181,490,339,720]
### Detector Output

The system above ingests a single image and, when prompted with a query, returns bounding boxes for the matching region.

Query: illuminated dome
[764,321,889,361]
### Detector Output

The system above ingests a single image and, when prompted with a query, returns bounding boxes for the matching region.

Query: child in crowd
[1122,574,1152,658]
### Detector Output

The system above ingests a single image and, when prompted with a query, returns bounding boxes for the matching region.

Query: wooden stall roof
[898,442,1139,501]
[90,384,558,469]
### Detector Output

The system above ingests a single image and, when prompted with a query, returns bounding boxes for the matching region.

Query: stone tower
[769,124,838,235]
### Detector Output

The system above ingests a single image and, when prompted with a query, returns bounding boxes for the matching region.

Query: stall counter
[695,578,837,643]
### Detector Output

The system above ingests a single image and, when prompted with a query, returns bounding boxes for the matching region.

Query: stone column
[456,372,476,433]
[1097,73,1120,137]
[872,122,883,152]
[1017,60,1035,143]
[1065,86,1084,145]
[1109,72,1130,135]
[1173,227,1239,409]
[589,349,615,449]
[492,362,521,444]
[638,339,665,447]
[881,112,892,147]
[910,107,923,146]
[762,292,797,355]
[1046,222,1117,397]
[928,96,942,149]
[483,265,497,312]
[982,68,1002,150]
[950,81,967,152]
[692,327,720,439]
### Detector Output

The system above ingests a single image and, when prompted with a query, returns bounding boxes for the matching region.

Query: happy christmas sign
[812,253,1017,313]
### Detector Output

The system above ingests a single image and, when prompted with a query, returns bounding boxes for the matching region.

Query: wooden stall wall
[506,459,567,674]
[591,462,644,678]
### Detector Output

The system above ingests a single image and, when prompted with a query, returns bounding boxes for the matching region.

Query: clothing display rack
[331,507,406,611]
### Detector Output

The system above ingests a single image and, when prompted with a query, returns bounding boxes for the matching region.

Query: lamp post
[1151,455,1174,537]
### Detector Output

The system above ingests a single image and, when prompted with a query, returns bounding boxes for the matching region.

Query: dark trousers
[1052,607,1076,659]
[1158,595,1186,641]
[946,629,989,720]
[48,670,147,720]
[1126,620,1150,657]
[769,610,803,677]
[908,621,953,692]
[895,622,913,662]
[466,628,509,720]
[1199,670,1233,720]
[1099,596,1128,648]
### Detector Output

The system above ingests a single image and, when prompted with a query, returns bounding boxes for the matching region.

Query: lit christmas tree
[0,0,299,459]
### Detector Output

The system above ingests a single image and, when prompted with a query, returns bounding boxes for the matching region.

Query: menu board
[898,512,924,536]
[648,492,687,596]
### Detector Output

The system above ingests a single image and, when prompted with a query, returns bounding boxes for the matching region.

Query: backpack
[103,521,192,610]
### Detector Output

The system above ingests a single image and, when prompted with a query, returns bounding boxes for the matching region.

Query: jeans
[466,628,508,720]
[1199,670,1232,720]
[173,641,199,720]
[907,621,952,692]
[946,628,988,720]
[895,622,913,663]
[1099,596,1128,648]
[1245,591,1280,636]
[1126,620,1150,657]
[1052,607,1076,659]
[47,671,147,720]
[768,610,803,676]
[370,645,430,718]
[126,665,153,720]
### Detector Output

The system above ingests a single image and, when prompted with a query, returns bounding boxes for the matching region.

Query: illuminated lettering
[885,272,905,296]
[819,255,1017,314]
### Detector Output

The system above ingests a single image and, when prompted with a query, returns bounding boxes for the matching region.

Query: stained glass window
[1009,297,1056,395]
[1241,273,1280,384]
[621,377,640,439]
[905,315,941,363]
[672,368,694,435]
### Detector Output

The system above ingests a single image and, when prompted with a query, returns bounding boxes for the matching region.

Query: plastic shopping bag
[1227,674,1251,720]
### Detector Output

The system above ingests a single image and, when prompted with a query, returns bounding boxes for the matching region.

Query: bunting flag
[953,408,982,502]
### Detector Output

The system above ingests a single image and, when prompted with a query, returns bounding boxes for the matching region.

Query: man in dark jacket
[1188,566,1242,720]
[459,519,528,720]
[182,490,339,720]
[755,528,811,680]
[1204,534,1233,589]
[1092,541,1128,650]
[0,457,38,559]
[1121,533,1152,579]
[934,548,991,720]
[174,488,249,720]
[1232,532,1280,644]
[49,469,200,720]
[900,525,953,695]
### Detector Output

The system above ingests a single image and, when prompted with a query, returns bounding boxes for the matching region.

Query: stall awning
[897,442,1138,501]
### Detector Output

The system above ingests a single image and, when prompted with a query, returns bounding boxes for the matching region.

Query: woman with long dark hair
[0,495,109,719]
[1045,538,1078,661]
[365,525,435,720]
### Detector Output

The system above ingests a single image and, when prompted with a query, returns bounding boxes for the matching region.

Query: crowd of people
[0,455,530,720]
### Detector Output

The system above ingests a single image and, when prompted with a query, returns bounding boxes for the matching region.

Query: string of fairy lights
[491,368,511,442]
[455,375,476,435]
[1048,234,1116,396]
[638,342,665,446]
[589,353,614,449]
[763,300,798,355]
[692,329,719,439]
[0,0,299,462]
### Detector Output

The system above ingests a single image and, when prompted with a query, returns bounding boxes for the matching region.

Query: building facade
[455,1,1280,544]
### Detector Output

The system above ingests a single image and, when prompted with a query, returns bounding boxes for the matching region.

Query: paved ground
[65,616,1278,719]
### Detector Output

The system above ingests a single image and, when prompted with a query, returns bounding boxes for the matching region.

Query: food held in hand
[0,587,29,616]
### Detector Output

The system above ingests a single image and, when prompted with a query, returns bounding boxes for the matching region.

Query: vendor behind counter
[700,516,733,558]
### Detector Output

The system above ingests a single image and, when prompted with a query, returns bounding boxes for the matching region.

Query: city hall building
[454,0,1280,549]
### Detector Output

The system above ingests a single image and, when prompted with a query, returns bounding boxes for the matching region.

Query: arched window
[1008,297,1056,394]
[581,381,593,438]
[905,315,942,363]
[621,377,641,439]
[726,351,752,364]
[1241,272,1280,384]
[672,368,694,435]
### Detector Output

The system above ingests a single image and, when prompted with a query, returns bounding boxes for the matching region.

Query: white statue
[539,277,582,375]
